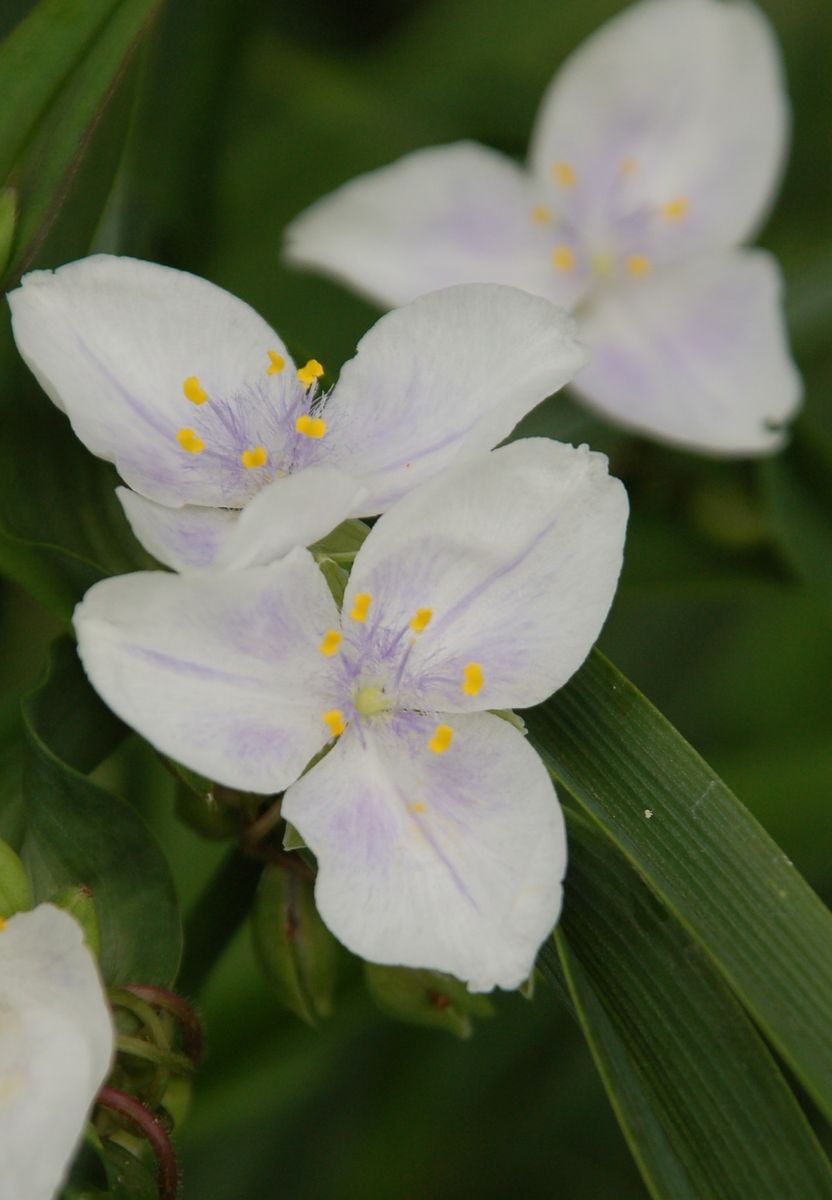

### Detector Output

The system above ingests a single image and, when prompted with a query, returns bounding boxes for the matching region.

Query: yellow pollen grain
[183,376,208,405]
[319,629,342,656]
[295,414,327,439]
[266,350,286,375]
[661,196,689,221]
[350,592,373,623]
[552,244,575,273]
[409,608,433,633]
[462,662,484,696]
[531,204,553,225]
[411,802,427,814]
[241,446,268,469]
[552,161,576,188]
[176,427,205,454]
[297,358,324,386]
[620,156,638,175]
[626,254,651,278]
[323,709,346,737]
[428,724,454,754]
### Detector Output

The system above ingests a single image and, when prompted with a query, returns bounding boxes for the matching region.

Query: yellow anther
[428,724,454,754]
[295,414,327,439]
[590,251,614,277]
[411,802,427,814]
[241,446,268,469]
[552,161,577,188]
[297,359,324,387]
[176,427,205,454]
[552,244,575,273]
[0,916,6,932]
[183,376,208,405]
[461,663,484,696]
[319,629,342,656]
[626,254,651,278]
[409,608,433,633]
[620,156,638,175]
[661,196,689,221]
[531,204,553,225]
[322,709,346,737]
[266,350,286,375]
[350,592,373,623]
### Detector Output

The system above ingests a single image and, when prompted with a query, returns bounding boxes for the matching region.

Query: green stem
[177,846,263,997]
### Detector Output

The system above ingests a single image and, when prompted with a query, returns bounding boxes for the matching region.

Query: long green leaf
[526,649,832,1120]
[19,637,181,985]
[538,813,832,1200]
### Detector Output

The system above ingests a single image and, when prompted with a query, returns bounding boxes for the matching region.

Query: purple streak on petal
[122,644,274,690]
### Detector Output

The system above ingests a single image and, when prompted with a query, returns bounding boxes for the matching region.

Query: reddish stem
[96,1085,178,1200]
[123,984,204,1062]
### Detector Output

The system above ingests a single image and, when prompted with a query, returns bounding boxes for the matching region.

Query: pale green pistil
[354,685,392,716]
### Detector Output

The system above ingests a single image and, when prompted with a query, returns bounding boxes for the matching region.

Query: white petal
[8,255,298,507]
[117,487,239,571]
[282,712,565,992]
[320,284,588,513]
[574,250,802,454]
[0,904,114,1200]
[284,141,578,309]
[344,439,628,712]
[529,0,788,253]
[74,551,340,793]
[214,467,367,571]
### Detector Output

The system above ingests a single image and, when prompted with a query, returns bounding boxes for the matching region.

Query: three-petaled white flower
[9,255,586,572]
[75,438,628,991]
[285,0,801,455]
[0,904,114,1200]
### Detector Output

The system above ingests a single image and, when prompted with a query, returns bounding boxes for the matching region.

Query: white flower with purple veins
[75,439,628,990]
[0,904,114,1200]
[285,0,801,456]
[8,255,586,572]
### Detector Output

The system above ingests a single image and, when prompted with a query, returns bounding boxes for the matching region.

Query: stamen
[297,359,324,387]
[295,415,327,439]
[428,724,453,754]
[319,629,342,656]
[266,350,286,375]
[552,244,575,273]
[626,254,651,278]
[620,157,638,175]
[411,802,427,813]
[176,427,205,454]
[183,376,207,405]
[409,608,433,633]
[241,446,268,469]
[661,196,689,221]
[531,204,553,225]
[552,161,577,188]
[322,709,346,737]
[0,916,6,932]
[461,663,484,696]
[350,592,373,623]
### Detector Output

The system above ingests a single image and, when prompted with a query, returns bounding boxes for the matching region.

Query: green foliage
[365,962,494,1039]
[0,834,32,915]
[19,637,181,985]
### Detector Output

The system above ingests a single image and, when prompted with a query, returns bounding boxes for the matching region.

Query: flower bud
[0,837,32,918]
[364,963,494,1038]
[251,865,338,1024]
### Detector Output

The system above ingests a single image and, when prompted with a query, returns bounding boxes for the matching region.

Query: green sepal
[52,883,101,959]
[364,963,494,1038]
[310,518,371,557]
[0,836,33,917]
[317,556,349,606]
[282,823,306,851]
[251,864,339,1024]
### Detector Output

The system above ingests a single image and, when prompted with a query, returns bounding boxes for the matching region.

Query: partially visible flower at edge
[0,904,115,1200]
[8,255,586,572]
[284,0,801,456]
[74,438,629,991]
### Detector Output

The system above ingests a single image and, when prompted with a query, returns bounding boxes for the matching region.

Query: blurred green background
[1,0,830,1196]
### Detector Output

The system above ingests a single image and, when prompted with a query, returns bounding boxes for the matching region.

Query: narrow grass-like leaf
[526,649,832,1120]
[538,814,832,1200]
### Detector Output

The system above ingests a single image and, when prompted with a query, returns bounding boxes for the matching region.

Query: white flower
[74,438,628,991]
[8,255,586,571]
[284,0,801,456]
[0,904,114,1200]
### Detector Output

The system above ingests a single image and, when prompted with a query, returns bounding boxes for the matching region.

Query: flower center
[354,685,392,717]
